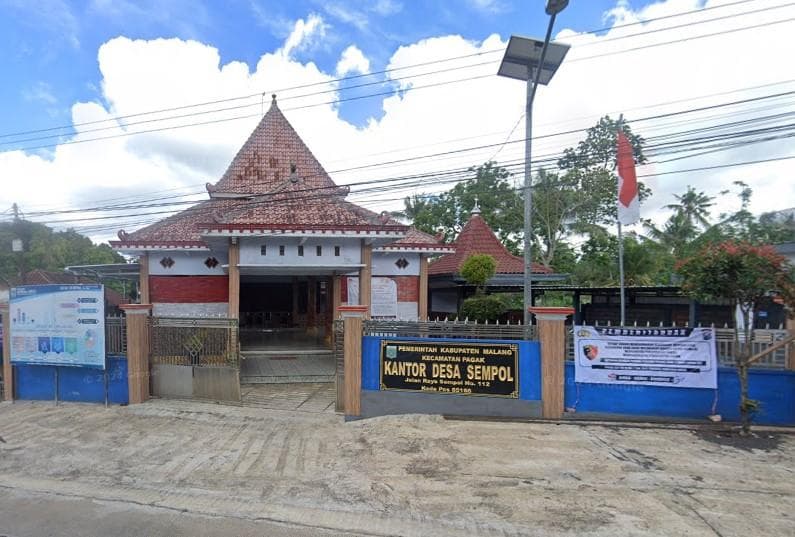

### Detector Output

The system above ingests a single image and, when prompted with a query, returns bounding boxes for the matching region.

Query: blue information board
[9,284,106,369]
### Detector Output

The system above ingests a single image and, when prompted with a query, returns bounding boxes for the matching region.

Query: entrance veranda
[238,275,338,384]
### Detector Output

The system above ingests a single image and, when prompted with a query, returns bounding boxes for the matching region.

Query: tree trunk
[738,307,753,436]
[737,359,751,436]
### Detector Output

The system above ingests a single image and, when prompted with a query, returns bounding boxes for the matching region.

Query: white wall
[372,252,420,276]
[239,237,361,266]
[149,251,228,276]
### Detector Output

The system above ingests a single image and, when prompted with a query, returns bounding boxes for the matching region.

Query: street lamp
[498,3,569,326]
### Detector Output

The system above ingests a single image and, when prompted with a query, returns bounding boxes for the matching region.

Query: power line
[55,150,795,234]
[0,59,500,147]
[18,92,795,220]
[571,1,795,50]
[27,122,795,226]
[29,76,795,214]
[568,15,795,63]
[6,73,496,154]
[0,0,783,145]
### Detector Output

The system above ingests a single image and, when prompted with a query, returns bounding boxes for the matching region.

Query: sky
[0,0,794,244]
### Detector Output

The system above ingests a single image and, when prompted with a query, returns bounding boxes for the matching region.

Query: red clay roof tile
[429,213,550,275]
[114,98,444,248]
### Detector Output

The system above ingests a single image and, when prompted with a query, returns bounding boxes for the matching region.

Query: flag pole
[617,220,626,326]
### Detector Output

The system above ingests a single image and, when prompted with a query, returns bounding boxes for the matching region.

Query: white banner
[574,326,717,389]
[371,277,398,318]
[10,284,106,369]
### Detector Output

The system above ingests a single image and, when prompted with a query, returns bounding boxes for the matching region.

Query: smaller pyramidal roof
[429,208,551,276]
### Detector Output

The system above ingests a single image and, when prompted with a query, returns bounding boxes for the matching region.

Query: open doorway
[238,275,334,384]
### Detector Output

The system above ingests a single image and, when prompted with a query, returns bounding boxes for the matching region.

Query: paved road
[0,488,362,537]
[0,399,792,536]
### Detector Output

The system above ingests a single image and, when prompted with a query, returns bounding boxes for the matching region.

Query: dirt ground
[0,398,792,536]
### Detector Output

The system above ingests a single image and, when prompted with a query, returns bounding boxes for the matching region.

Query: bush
[460,254,496,293]
[459,295,504,322]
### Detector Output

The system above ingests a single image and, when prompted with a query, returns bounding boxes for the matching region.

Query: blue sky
[2,0,793,241]
[1,0,624,139]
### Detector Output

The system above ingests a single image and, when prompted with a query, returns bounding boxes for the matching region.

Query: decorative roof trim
[376,244,455,254]
[110,240,209,252]
[200,223,408,231]
[199,224,408,237]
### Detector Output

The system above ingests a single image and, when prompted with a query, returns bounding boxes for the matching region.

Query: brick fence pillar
[339,305,368,417]
[529,307,574,419]
[1,304,12,401]
[121,304,152,404]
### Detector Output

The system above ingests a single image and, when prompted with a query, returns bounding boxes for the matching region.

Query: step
[241,349,333,357]
[241,374,335,384]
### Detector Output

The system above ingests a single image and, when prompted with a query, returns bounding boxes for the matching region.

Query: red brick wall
[149,276,229,303]
[393,276,419,302]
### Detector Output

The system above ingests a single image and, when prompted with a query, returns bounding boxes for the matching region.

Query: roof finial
[471,197,481,215]
[272,94,277,105]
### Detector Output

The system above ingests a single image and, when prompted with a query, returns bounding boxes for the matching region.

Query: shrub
[460,295,504,322]
[460,254,497,294]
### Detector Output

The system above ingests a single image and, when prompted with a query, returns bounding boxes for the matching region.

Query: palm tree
[664,187,715,230]
[643,213,697,257]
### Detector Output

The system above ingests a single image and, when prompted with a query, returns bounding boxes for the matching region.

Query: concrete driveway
[0,399,792,536]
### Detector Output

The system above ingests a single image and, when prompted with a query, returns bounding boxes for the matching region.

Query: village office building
[111,96,452,342]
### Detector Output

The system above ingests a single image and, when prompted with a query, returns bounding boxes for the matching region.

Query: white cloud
[336,45,371,76]
[2,0,795,244]
[22,82,58,106]
[467,0,507,14]
[372,0,402,17]
[280,13,329,58]
[4,0,80,49]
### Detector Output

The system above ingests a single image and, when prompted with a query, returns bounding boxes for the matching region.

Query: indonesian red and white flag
[616,130,640,225]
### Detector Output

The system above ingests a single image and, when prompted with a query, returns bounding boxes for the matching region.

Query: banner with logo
[9,284,106,369]
[574,326,717,389]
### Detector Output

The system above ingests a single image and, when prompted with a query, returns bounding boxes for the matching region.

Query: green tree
[460,254,496,295]
[403,162,523,253]
[573,230,672,286]
[530,168,584,267]
[557,115,651,227]
[677,242,795,435]
[0,220,124,283]
[663,186,715,230]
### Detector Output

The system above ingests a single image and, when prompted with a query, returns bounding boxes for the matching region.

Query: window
[279,245,285,256]
[334,246,340,257]
[316,245,322,256]
[298,245,304,256]
[260,245,267,256]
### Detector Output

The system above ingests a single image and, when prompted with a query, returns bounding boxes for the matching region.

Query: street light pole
[522,7,563,326]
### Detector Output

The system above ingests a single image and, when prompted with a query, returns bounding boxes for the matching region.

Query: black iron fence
[363,319,535,340]
[149,316,239,368]
[105,315,126,355]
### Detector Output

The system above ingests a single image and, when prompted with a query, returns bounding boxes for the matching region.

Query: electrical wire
[0,0,788,146]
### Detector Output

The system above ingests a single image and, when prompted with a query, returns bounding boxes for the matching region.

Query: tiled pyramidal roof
[113,95,446,248]
[212,94,338,196]
[429,212,551,275]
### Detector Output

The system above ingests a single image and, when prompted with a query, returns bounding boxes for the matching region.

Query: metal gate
[149,316,241,401]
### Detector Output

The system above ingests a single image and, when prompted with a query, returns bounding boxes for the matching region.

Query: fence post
[339,305,368,417]
[529,307,574,419]
[1,304,12,401]
[121,304,151,404]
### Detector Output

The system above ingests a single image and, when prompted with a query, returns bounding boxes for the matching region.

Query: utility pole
[10,203,24,284]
